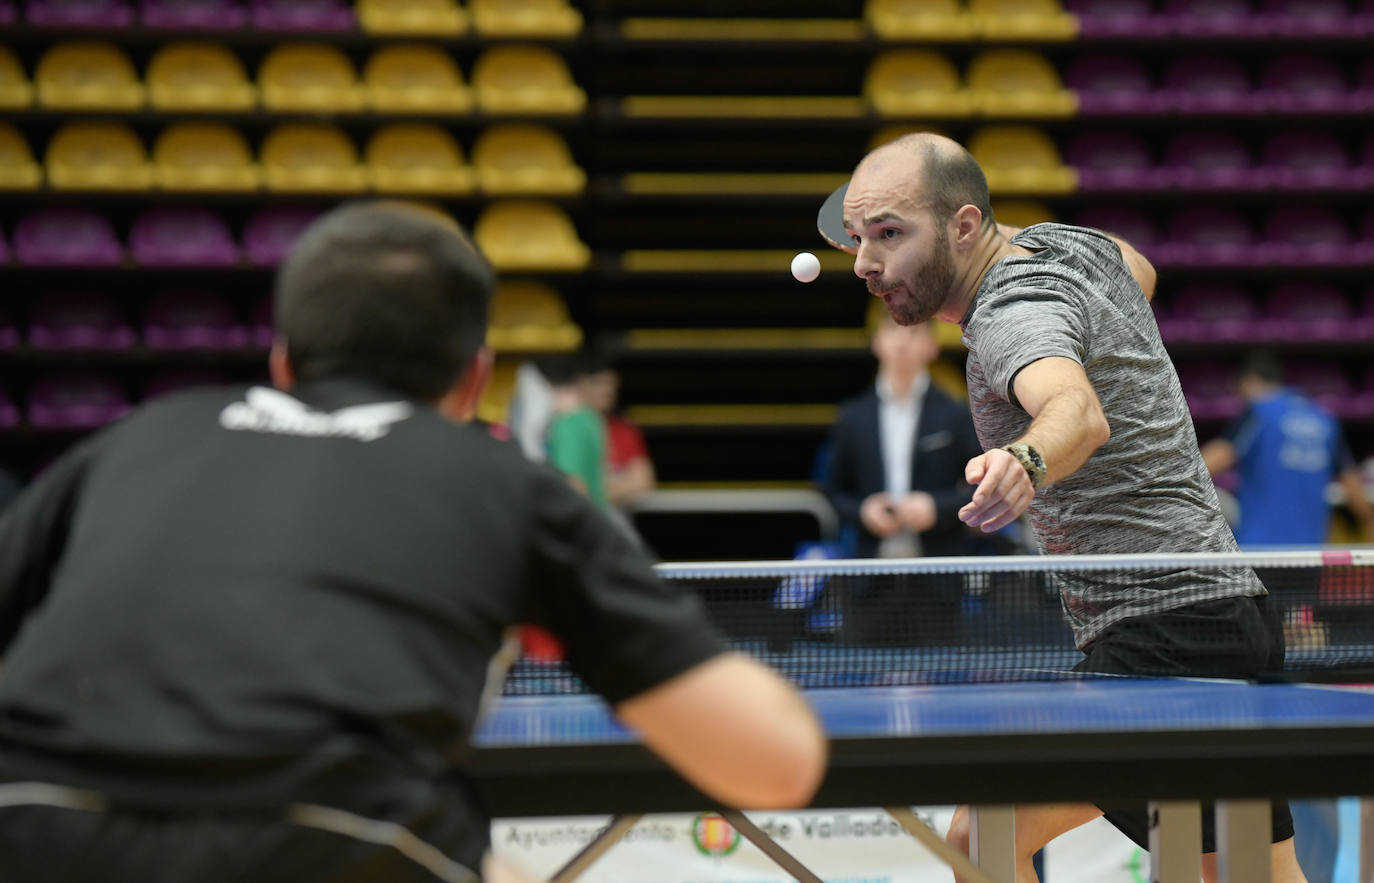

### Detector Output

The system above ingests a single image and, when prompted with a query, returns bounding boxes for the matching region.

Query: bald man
[843,134,1304,883]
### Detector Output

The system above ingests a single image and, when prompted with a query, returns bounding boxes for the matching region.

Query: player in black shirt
[0,203,825,882]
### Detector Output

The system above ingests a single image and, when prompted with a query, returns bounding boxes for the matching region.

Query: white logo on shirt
[219,387,412,442]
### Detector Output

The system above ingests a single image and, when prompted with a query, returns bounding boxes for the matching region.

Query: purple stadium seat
[1286,361,1362,417]
[1076,206,1162,252]
[1063,55,1161,114]
[1358,208,1374,264]
[28,291,137,350]
[243,205,322,267]
[1157,283,1263,343]
[1264,281,1354,342]
[1263,206,1351,266]
[13,209,123,267]
[0,309,20,349]
[1063,0,1171,37]
[1259,0,1357,38]
[129,207,240,268]
[143,289,249,349]
[1259,55,1351,113]
[0,228,9,264]
[140,0,247,28]
[1262,131,1353,189]
[1161,130,1266,190]
[1359,0,1374,37]
[1162,0,1264,36]
[26,0,134,26]
[0,387,19,429]
[1065,130,1163,190]
[249,0,354,30]
[143,368,231,401]
[1158,56,1259,114]
[1156,206,1258,266]
[1175,360,1243,420]
[1354,58,1374,113]
[27,372,131,429]
[249,293,274,347]
[0,0,16,24]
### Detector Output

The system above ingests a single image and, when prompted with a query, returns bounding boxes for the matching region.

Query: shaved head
[857,133,994,229]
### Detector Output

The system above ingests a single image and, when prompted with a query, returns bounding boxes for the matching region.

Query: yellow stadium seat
[863,51,972,117]
[0,47,34,109]
[153,123,260,191]
[471,125,585,195]
[258,44,365,113]
[261,124,367,192]
[472,45,586,115]
[474,200,590,272]
[990,199,1056,230]
[357,0,469,35]
[865,0,975,40]
[365,124,475,195]
[487,280,583,351]
[967,50,1077,117]
[147,43,257,111]
[0,124,42,189]
[363,45,473,114]
[471,0,583,37]
[36,42,144,110]
[47,122,152,190]
[968,126,1077,194]
[477,359,518,424]
[970,0,1078,40]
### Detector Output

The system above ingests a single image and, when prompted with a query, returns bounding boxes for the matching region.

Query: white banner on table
[493,808,958,882]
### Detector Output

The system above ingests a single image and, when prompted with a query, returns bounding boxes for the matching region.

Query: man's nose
[853,243,881,280]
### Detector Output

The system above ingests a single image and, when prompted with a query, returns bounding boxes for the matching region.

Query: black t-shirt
[0,379,725,813]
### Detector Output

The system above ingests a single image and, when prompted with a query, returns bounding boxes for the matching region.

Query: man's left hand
[960,449,1034,532]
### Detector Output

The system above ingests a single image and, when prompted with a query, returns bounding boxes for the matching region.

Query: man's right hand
[860,492,901,537]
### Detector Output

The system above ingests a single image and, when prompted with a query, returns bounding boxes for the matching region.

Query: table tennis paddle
[817,181,857,255]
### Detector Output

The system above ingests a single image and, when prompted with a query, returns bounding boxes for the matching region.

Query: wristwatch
[1002,442,1047,489]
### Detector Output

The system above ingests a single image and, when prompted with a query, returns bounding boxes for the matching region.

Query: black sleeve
[0,434,103,654]
[524,466,728,704]
[821,412,864,525]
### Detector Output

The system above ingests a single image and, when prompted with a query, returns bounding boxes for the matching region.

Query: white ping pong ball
[791,251,821,283]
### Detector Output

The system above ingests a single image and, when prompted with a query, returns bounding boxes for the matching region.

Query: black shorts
[1072,594,1295,852]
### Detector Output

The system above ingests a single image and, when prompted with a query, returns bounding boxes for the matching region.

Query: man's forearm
[1017,387,1110,486]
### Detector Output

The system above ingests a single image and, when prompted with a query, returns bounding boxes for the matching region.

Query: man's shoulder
[836,388,879,421]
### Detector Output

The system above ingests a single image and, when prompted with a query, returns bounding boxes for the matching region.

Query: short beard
[871,227,955,326]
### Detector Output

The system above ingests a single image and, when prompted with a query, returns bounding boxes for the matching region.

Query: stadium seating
[864,0,975,40]
[863,51,971,117]
[258,44,365,113]
[144,290,250,350]
[28,0,133,27]
[140,0,247,29]
[967,50,1077,117]
[357,0,468,34]
[0,124,41,189]
[470,0,583,37]
[487,280,583,351]
[28,291,136,350]
[152,123,261,191]
[27,372,132,430]
[46,122,153,190]
[250,0,354,31]
[36,42,144,110]
[242,205,323,266]
[0,46,32,110]
[968,0,1078,40]
[365,124,476,195]
[260,124,367,192]
[13,209,124,267]
[471,45,586,115]
[147,43,257,111]
[129,207,240,267]
[474,201,590,272]
[471,125,586,195]
[968,127,1077,194]
[363,45,473,113]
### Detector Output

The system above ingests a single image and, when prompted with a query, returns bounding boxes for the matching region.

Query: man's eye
[881,228,899,240]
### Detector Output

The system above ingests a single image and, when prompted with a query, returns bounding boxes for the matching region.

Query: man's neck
[880,369,928,401]
[938,224,1034,323]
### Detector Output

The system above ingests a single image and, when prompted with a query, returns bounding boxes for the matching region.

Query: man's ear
[437,346,494,423]
[952,204,985,248]
[269,339,296,390]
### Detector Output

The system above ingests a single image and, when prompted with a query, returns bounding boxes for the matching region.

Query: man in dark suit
[820,316,985,644]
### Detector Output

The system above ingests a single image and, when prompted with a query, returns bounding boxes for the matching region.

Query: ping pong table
[471,677,1374,883]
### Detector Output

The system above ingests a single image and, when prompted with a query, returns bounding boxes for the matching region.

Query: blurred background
[0,0,1371,559]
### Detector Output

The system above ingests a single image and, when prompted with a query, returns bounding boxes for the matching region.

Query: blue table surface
[475,679,1374,748]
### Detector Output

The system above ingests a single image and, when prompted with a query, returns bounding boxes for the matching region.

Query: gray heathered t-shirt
[960,222,1263,648]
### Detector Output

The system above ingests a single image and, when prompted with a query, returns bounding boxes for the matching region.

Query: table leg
[1148,800,1202,883]
[1361,799,1374,883]
[549,814,642,883]
[719,810,825,883]
[970,805,1017,882]
[885,807,996,883]
[1215,799,1271,883]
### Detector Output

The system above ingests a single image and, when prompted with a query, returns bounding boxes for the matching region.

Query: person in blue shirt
[1201,351,1373,547]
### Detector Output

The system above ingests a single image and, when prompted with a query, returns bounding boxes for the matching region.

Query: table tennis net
[503,550,1374,695]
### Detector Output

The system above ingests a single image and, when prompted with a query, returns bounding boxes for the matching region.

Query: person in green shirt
[542,354,608,506]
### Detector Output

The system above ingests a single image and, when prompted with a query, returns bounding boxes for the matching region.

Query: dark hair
[274,201,495,401]
[1241,350,1284,385]
[909,137,994,229]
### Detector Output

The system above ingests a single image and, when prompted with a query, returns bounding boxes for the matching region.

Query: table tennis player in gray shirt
[840,133,1303,883]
